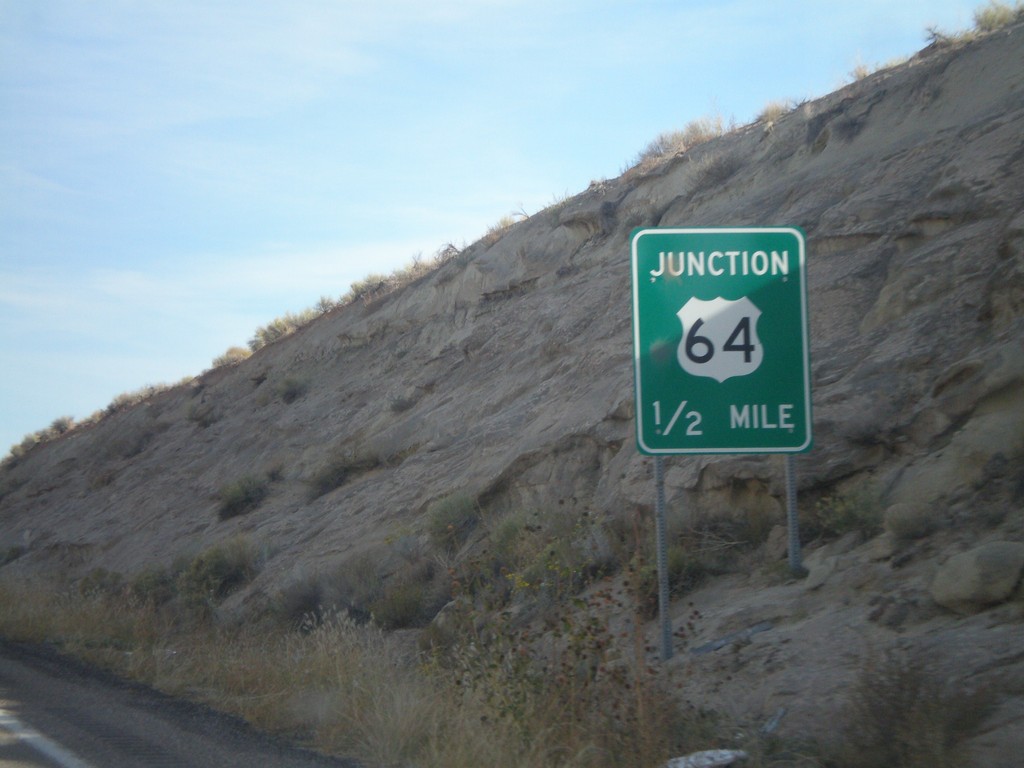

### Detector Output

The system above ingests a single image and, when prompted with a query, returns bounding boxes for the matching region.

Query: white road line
[0,707,95,768]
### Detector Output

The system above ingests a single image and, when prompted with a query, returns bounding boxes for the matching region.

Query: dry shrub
[176,536,258,610]
[1,545,26,565]
[690,150,742,193]
[0,578,166,662]
[849,61,872,81]
[274,375,309,404]
[680,114,727,146]
[628,114,729,174]
[426,493,480,553]
[804,490,882,541]
[247,309,320,351]
[217,475,269,520]
[927,0,1023,45]
[211,346,251,368]
[186,398,219,427]
[636,130,688,163]
[299,616,441,765]
[974,0,1023,31]
[129,566,177,607]
[345,273,390,302]
[370,557,450,630]
[429,590,715,767]
[758,99,792,124]
[449,506,617,615]
[833,648,996,768]
[482,215,517,245]
[306,448,383,500]
[105,383,172,415]
[0,571,725,768]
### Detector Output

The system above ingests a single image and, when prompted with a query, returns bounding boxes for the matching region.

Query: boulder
[804,554,838,591]
[883,502,937,542]
[930,542,1024,614]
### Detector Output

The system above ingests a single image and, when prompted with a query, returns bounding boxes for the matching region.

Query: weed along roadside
[0,548,727,766]
[2,7,1024,768]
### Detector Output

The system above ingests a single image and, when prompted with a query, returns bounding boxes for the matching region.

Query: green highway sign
[631,227,812,454]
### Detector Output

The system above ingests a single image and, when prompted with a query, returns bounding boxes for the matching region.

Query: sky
[0,0,980,456]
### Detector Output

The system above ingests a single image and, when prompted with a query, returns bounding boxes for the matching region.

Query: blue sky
[1,0,979,455]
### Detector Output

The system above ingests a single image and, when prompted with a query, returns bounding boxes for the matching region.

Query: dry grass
[1,240,460,466]
[0,494,996,767]
[973,0,1024,31]
[482,214,517,246]
[627,114,731,176]
[803,490,882,541]
[217,475,270,520]
[848,61,873,82]
[829,648,996,768]
[242,244,462,354]
[426,492,480,553]
[927,0,1024,44]
[211,346,252,368]
[0,571,722,768]
[757,100,792,125]
[306,448,384,500]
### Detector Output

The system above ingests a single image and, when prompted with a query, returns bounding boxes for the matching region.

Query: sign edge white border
[630,226,812,455]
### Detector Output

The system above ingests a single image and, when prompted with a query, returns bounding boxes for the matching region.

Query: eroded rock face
[931,541,1024,614]
[3,20,1023,595]
[1,19,1023,757]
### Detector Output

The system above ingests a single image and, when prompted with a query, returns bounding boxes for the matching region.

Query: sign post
[630,227,812,659]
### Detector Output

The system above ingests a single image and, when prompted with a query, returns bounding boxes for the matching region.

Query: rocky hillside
[3,20,1024,764]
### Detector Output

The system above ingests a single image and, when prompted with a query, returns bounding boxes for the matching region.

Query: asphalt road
[0,640,358,768]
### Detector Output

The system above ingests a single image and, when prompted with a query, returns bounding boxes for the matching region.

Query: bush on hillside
[833,649,996,768]
[426,493,480,553]
[212,346,251,368]
[177,537,257,610]
[274,375,309,404]
[218,475,270,520]
[306,449,383,500]
[974,0,1023,31]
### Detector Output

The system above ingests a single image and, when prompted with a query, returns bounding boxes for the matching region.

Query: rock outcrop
[931,541,1024,613]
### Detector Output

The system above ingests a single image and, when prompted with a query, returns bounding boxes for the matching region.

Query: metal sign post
[653,456,672,661]
[785,454,804,574]
[630,227,812,661]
